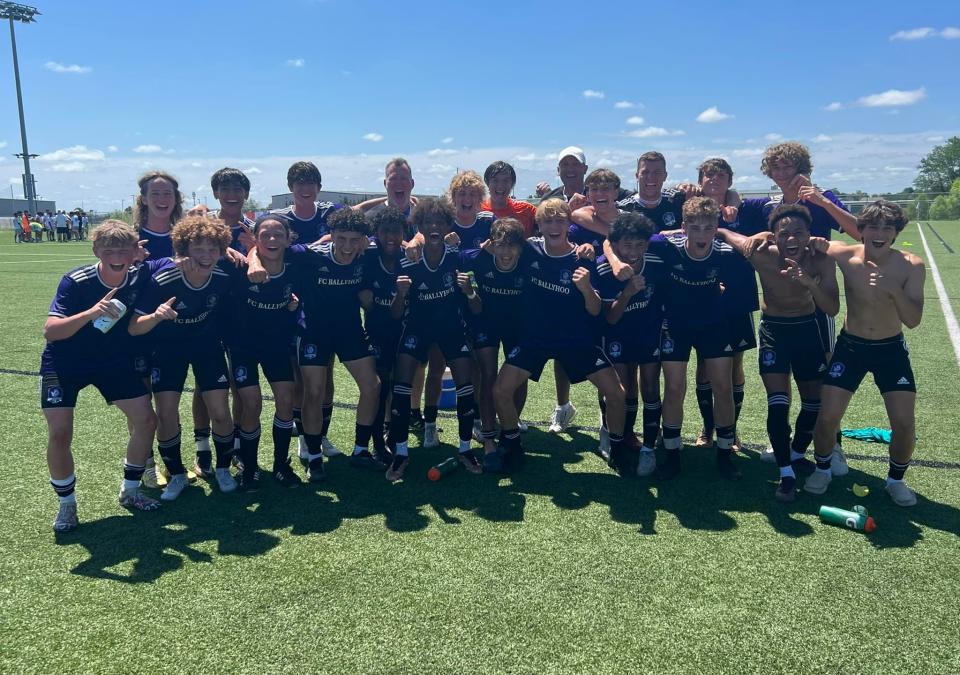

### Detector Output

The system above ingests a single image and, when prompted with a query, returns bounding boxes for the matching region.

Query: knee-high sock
[272,415,294,465]
[695,383,714,436]
[766,393,791,468]
[456,384,476,451]
[791,398,820,455]
[388,382,412,455]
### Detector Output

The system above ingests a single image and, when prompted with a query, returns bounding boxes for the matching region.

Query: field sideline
[1,223,959,674]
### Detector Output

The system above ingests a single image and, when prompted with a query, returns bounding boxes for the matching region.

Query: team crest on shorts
[234,366,248,383]
[476,332,487,343]
[303,344,318,360]
[405,335,418,349]
[508,346,521,359]
[45,386,63,404]
[150,368,161,385]
[662,338,674,354]
[608,341,622,358]
[829,362,845,378]
[761,349,776,366]
[134,356,147,372]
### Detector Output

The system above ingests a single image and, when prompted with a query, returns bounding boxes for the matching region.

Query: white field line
[917,221,960,372]
[0,257,94,265]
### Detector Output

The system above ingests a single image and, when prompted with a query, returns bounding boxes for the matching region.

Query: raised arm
[573,267,601,316]
[44,287,120,342]
[605,274,644,325]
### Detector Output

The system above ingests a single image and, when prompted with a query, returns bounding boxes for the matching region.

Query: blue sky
[0,0,957,211]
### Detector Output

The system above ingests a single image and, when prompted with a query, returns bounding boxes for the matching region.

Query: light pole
[1,2,40,214]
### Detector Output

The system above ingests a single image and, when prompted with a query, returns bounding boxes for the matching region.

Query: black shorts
[298,320,374,366]
[824,331,916,394]
[471,322,521,357]
[150,341,230,393]
[132,352,153,379]
[601,330,661,365]
[758,313,829,381]
[814,308,837,353]
[660,320,733,362]
[727,312,757,353]
[397,320,471,364]
[367,321,402,373]
[228,345,295,387]
[505,343,612,384]
[40,366,147,409]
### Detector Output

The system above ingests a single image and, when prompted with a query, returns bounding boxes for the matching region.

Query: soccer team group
[40,141,927,532]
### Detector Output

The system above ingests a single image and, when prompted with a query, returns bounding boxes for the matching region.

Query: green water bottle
[428,457,460,481]
[819,505,877,533]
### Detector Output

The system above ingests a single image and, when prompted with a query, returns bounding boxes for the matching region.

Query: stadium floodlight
[1,2,41,214]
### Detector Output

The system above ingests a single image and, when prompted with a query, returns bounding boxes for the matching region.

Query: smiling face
[255,219,290,264]
[612,236,649,266]
[636,159,667,201]
[145,177,176,223]
[215,182,248,219]
[420,216,451,248]
[860,220,898,254]
[375,221,404,257]
[767,159,799,191]
[332,229,367,262]
[186,238,222,269]
[539,216,569,244]
[487,173,514,204]
[699,170,731,203]
[95,243,137,279]
[587,183,618,211]
[492,240,522,270]
[774,217,810,261]
[682,217,717,257]
[385,164,414,206]
[452,187,483,221]
[291,179,319,210]
[558,155,587,190]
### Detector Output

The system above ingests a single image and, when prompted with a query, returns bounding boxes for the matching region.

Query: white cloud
[624,126,685,138]
[133,144,164,153]
[44,61,91,74]
[39,145,105,162]
[614,101,639,109]
[0,140,6,149]
[890,27,935,41]
[51,162,86,172]
[626,116,645,125]
[696,106,733,123]
[428,148,457,156]
[243,166,262,174]
[514,153,537,161]
[107,145,118,152]
[285,58,305,68]
[764,133,783,141]
[812,134,833,143]
[582,89,605,99]
[824,102,843,112]
[441,136,454,144]
[362,132,383,142]
[943,27,960,39]
[856,87,926,107]
[732,147,764,158]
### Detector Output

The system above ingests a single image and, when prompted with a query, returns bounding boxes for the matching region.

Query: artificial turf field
[1,224,959,674]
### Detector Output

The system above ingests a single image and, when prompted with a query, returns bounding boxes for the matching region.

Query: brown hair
[535,197,571,223]
[447,170,487,200]
[682,196,720,223]
[636,151,666,170]
[170,215,231,256]
[489,217,526,247]
[91,219,139,249]
[857,199,908,233]
[697,157,734,183]
[584,168,621,191]
[134,171,184,228]
[761,142,813,178]
[410,197,455,231]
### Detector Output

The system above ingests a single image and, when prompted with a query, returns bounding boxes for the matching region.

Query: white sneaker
[636,450,657,477]
[518,421,529,433]
[885,480,917,507]
[831,445,849,476]
[423,423,440,448]
[53,501,78,532]
[298,436,309,460]
[161,473,190,501]
[760,447,776,464]
[548,402,577,433]
[215,468,237,493]
[803,470,832,495]
[321,436,342,457]
[598,424,611,460]
[141,457,160,488]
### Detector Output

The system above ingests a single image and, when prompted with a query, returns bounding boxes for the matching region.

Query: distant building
[0,197,57,218]
[270,189,435,210]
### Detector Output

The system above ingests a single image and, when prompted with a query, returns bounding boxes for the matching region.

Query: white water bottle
[93,299,127,333]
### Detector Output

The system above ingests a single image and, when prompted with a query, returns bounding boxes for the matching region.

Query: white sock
[396,442,409,457]
[59,493,76,505]
[196,437,211,454]
[885,477,904,486]
[298,436,308,457]
[459,439,471,453]
[779,466,796,479]
[790,450,805,461]
[352,445,366,456]
[122,479,141,492]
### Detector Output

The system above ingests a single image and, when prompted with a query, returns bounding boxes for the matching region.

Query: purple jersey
[224,261,298,347]
[738,191,849,240]
[361,244,400,333]
[287,242,366,331]
[595,252,666,342]
[617,190,685,232]
[398,245,465,326]
[519,238,599,349]
[42,261,159,374]
[138,226,174,260]
[656,234,739,328]
[228,215,255,255]
[135,259,233,344]
[453,212,494,251]
[459,247,525,330]
[271,201,342,245]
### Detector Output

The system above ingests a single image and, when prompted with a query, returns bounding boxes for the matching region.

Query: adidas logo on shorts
[595,358,605,366]
[897,376,910,385]
[217,375,228,383]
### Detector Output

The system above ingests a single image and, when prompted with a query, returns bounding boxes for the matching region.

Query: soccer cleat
[482,452,504,473]
[500,445,526,472]
[161,473,190,501]
[321,437,342,457]
[636,451,657,478]
[409,412,425,432]
[458,450,483,474]
[518,421,529,433]
[141,457,160,489]
[119,488,161,511]
[598,424,611,461]
[237,472,260,492]
[791,456,816,476]
[695,429,713,448]
[885,481,917,507]
[548,402,577,433]
[775,476,797,502]
[422,423,440,449]
[385,455,410,482]
[373,445,395,468]
[716,451,742,481]
[298,437,309,467]
[625,431,641,450]
[803,471,832,495]
[215,468,237,493]
[350,450,386,471]
[272,459,303,487]
[830,446,849,476]
[658,450,681,481]
[193,457,214,480]
[53,502,78,532]
[607,445,634,477]
[307,457,326,482]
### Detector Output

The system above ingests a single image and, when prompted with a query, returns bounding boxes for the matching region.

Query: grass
[1,224,959,674]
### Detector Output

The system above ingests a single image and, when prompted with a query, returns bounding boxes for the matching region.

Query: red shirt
[482,198,537,237]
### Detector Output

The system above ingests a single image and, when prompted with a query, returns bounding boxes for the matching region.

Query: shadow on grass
[59,431,960,583]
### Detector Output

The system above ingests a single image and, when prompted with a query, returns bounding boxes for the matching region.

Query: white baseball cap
[558,146,587,165]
